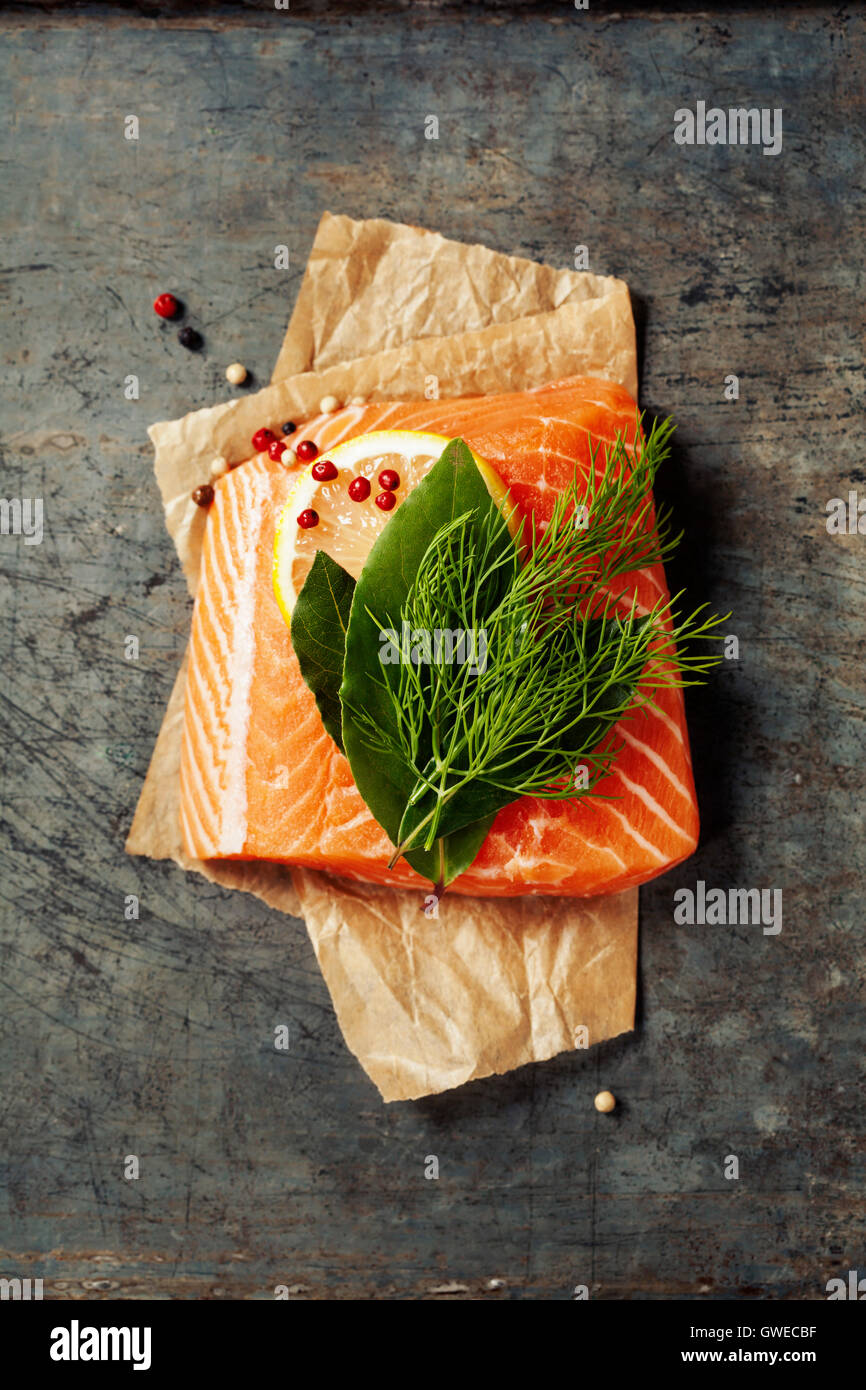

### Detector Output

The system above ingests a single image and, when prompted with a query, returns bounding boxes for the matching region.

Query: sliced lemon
[273,429,516,624]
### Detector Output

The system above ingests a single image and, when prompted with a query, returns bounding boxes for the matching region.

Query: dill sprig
[349,416,727,860]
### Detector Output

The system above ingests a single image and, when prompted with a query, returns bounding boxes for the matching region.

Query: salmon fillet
[180,376,699,896]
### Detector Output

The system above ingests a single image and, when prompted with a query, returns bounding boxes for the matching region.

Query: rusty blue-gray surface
[0,3,863,1299]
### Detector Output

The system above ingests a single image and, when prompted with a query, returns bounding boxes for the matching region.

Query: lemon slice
[273,429,515,623]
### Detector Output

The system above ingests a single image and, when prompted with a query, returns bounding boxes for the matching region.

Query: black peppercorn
[178,326,203,351]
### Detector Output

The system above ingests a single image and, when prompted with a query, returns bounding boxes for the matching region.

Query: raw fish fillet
[180,377,699,896]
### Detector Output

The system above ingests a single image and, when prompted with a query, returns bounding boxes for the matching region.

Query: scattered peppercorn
[375,490,396,511]
[280,447,297,466]
[296,439,319,463]
[268,438,287,462]
[348,476,371,502]
[312,459,338,481]
[594,1091,616,1113]
[378,468,400,491]
[154,292,181,319]
[178,326,203,351]
[225,362,248,386]
[209,456,228,480]
[281,421,297,435]
[297,509,319,529]
[252,427,277,452]
[192,484,214,507]
[319,394,340,414]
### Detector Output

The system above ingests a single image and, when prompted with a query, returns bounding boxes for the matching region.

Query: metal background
[0,1,863,1299]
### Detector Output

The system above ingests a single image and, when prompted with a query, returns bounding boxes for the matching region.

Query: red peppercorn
[312,459,338,481]
[297,509,319,529]
[268,438,287,462]
[192,484,214,507]
[252,427,277,453]
[154,292,181,319]
[296,439,319,463]
[348,476,371,502]
[375,491,397,512]
[378,468,400,491]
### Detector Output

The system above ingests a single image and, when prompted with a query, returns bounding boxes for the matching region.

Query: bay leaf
[340,438,512,887]
[290,549,356,753]
[291,535,493,889]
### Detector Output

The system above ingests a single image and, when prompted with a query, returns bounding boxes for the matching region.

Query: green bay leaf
[290,549,356,754]
[403,813,495,892]
[289,529,493,890]
[340,438,512,889]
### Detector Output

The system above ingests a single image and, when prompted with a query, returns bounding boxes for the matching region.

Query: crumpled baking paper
[127,212,639,1101]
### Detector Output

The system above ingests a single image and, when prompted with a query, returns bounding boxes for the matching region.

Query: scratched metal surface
[0,2,863,1301]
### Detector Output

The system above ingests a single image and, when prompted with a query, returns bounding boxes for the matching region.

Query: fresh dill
[345,416,727,862]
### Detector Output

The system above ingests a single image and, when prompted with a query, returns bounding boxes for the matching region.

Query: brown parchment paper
[273,213,638,387]
[127,213,639,1102]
